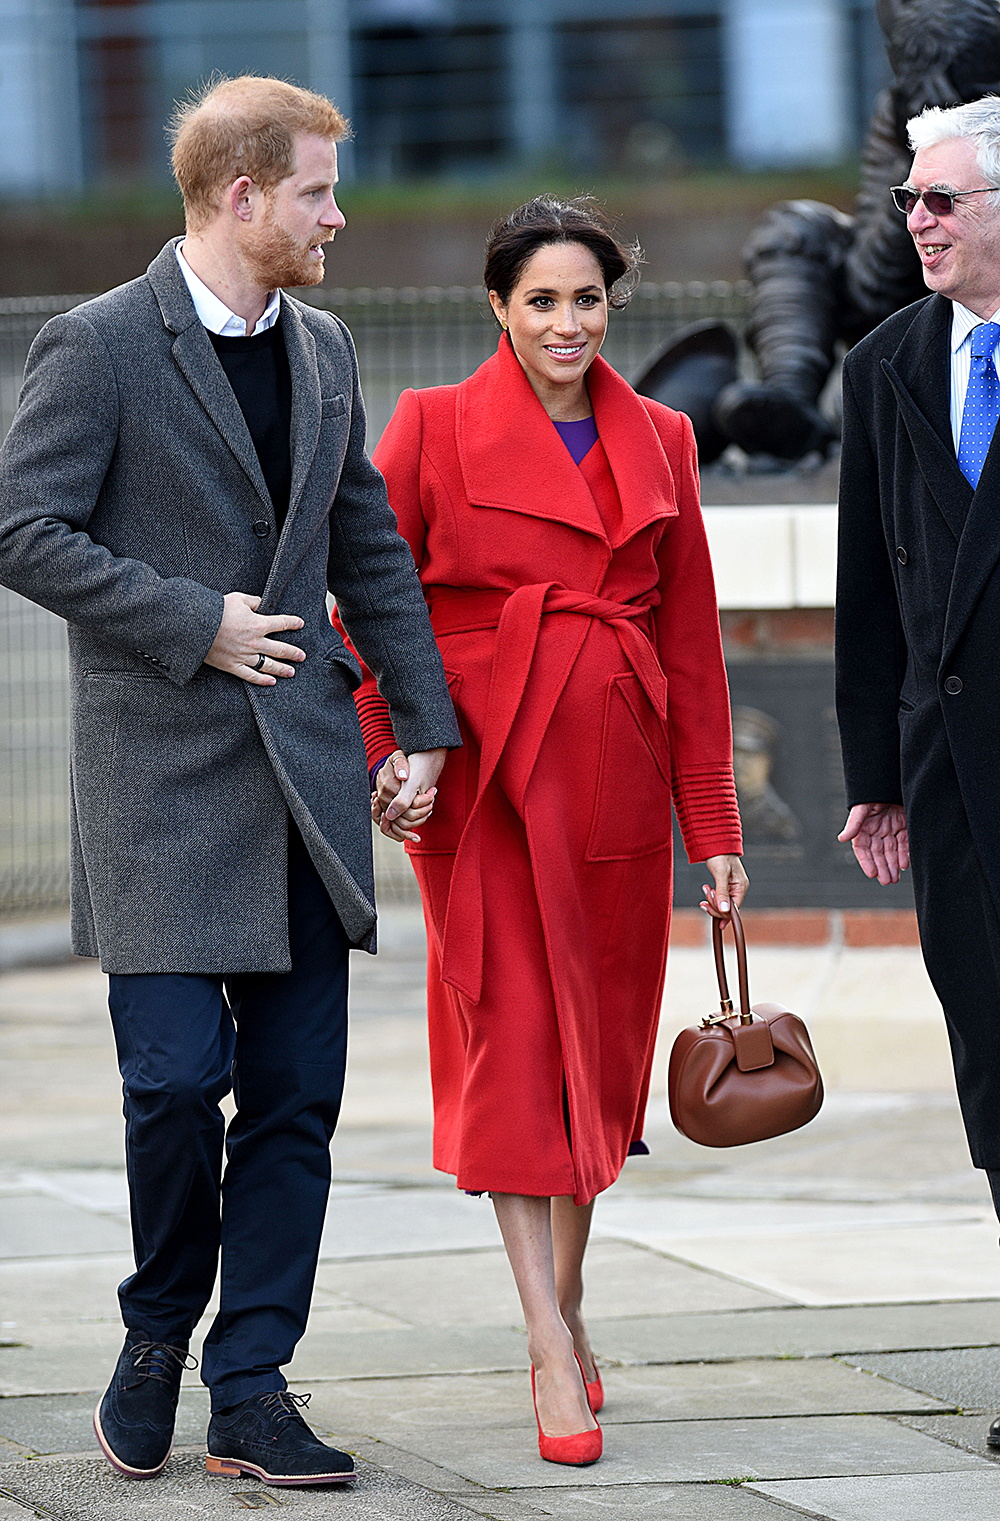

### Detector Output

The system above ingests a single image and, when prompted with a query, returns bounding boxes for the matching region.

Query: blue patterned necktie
[958,321,1000,488]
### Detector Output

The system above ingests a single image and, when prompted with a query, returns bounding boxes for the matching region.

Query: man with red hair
[0,76,457,1486]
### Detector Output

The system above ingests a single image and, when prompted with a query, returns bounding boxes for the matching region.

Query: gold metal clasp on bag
[701,997,734,1028]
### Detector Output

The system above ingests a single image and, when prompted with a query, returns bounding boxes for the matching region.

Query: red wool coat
[346,337,742,1204]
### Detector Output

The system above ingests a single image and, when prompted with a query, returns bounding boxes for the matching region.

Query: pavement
[2,907,1000,1520]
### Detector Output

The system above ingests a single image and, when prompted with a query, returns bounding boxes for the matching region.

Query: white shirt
[949,301,1000,448]
[175,242,280,337]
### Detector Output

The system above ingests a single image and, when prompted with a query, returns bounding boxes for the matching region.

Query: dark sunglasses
[890,184,1000,216]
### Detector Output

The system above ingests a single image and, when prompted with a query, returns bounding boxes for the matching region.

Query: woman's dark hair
[484,195,642,313]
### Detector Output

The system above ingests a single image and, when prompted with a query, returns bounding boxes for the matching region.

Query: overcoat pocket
[322,643,363,690]
[586,671,672,861]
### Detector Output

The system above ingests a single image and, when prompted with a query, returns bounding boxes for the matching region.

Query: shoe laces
[130,1340,197,1384]
[258,1390,311,1428]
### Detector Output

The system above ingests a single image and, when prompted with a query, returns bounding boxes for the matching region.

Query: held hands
[839,802,910,885]
[204,592,306,685]
[700,854,750,920]
[372,748,448,842]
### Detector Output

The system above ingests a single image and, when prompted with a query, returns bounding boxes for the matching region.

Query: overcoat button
[896,546,908,564]
[251,520,271,537]
[944,676,963,694]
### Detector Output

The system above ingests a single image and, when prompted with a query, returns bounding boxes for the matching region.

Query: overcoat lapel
[456,338,677,544]
[257,298,323,608]
[880,291,1000,660]
[943,418,1000,659]
[881,294,970,543]
[146,241,272,513]
[280,297,323,520]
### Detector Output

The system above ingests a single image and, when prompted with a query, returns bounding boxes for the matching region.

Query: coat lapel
[881,290,1000,660]
[587,356,679,540]
[146,240,272,512]
[882,294,970,543]
[456,338,677,544]
[255,299,324,608]
[280,297,323,521]
[944,390,1000,660]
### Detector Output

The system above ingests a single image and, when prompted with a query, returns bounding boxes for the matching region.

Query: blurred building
[0,0,888,195]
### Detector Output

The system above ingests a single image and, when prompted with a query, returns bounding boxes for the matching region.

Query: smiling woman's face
[489,241,608,417]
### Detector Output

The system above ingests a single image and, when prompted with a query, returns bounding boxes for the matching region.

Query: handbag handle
[711,902,752,1023]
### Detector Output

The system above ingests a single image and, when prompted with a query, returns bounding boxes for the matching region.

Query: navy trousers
[107,821,349,1410]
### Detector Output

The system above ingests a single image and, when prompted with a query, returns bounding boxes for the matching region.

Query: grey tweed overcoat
[0,240,459,974]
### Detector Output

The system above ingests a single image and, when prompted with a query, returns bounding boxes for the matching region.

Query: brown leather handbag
[668,903,823,1147]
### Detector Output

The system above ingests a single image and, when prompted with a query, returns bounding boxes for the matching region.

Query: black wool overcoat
[836,291,1000,1168]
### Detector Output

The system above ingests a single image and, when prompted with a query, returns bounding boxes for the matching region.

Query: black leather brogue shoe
[206,1391,356,1485]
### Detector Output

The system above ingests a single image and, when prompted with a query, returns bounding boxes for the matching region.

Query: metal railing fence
[0,281,749,916]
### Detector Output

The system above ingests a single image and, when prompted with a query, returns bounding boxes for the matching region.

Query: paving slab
[314,1241,782,1331]
[641,1218,1000,1306]
[0,1195,131,1259]
[0,1451,483,1520]
[0,1254,132,1338]
[0,1342,122,1397]
[592,1193,969,1242]
[287,1326,530,1383]
[304,1372,534,1437]
[748,1469,1000,1520]
[0,1387,211,1457]
[305,1359,948,1445]
[0,1325,533,1399]
[9,1169,129,1215]
[837,1346,1000,1409]
[318,1188,504,1260]
[588,1299,1000,1365]
[372,1413,983,1490]
[508,1485,805,1518]
[578,1361,950,1421]
[895,1412,1000,1463]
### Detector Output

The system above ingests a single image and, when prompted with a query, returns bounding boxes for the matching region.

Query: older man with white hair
[837,93,1000,1446]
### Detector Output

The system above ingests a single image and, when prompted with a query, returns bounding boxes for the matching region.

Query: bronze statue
[637,0,1000,465]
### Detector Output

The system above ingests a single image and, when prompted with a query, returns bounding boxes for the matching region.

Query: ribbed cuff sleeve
[672,764,743,863]
[355,687,399,774]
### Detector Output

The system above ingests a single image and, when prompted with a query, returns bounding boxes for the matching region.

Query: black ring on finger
[253,653,267,671]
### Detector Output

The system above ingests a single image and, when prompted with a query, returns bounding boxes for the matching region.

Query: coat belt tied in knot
[428,582,665,1003]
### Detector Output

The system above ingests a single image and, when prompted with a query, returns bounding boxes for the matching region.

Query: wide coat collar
[145,240,324,600]
[456,336,679,545]
[880,291,1000,658]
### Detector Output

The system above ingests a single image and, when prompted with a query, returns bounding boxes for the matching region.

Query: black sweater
[210,320,292,530]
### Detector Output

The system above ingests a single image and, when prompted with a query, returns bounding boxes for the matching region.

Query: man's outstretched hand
[839,802,910,885]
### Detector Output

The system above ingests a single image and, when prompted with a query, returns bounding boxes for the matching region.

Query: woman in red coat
[349,197,747,1465]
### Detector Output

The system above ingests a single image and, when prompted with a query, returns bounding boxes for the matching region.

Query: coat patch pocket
[321,394,347,415]
[405,670,469,857]
[586,671,672,861]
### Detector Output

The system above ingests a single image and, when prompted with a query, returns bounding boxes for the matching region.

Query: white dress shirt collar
[951,301,1000,352]
[176,242,280,337]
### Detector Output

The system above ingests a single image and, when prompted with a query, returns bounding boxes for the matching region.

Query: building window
[354,24,507,178]
[846,2,892,148]
[77,0,153,182]
[558,15,724,171]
